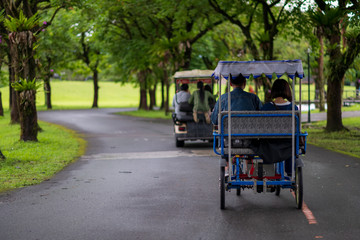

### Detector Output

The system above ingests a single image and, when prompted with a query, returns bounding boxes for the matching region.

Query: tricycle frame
[212,60,307,210]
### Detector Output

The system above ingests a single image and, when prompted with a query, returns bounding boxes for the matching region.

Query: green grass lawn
[304,117,360,159]
[0,111,85,192]
[0,80,176,110]
[1,80,358,111]
[117,109,173,119]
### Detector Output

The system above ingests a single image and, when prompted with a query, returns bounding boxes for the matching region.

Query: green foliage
[345,26,360,39]
[0,70,8,87]
[346,56,360,83]
[309,8,345,28]
[4,10,39,32]
[11,78,42,92]
[0,9,4,22]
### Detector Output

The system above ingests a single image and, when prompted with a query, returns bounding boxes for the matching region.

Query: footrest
[222,148,255,155]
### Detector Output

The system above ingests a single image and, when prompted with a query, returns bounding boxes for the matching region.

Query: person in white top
[172,84,191,118]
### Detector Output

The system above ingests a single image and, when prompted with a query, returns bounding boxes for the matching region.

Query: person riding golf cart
[172,69,216,147]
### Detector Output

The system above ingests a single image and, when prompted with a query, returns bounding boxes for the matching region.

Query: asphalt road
[0,108,360,240]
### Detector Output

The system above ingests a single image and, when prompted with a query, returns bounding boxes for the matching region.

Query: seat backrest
[220,111,300,138]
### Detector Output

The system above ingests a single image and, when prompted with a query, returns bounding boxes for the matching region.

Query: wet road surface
[0,108,360,240]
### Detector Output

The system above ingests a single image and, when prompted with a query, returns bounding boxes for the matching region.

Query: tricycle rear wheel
[295,166,303,209]
[275,186,281,196]
[220,166,225,209]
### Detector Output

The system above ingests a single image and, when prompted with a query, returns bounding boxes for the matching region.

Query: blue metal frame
[213,113,308,157]
[212,112,308,190]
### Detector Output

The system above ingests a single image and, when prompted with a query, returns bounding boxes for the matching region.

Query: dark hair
[180,84,189,91]
[204,84,212,93]
[197,81,205,103]
[270,79,292,102]
[230,73,246,87]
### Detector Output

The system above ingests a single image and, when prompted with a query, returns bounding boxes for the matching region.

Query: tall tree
[209,0,303,100]
[312,0,360,131]
[66,4,107,108]
[36,10,74,110]
[5,10,40,140]
[1,0,78,140]
[104,0,222,112]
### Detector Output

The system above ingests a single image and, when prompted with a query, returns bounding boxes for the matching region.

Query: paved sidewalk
[301,110,360,122]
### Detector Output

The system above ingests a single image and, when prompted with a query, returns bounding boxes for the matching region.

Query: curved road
[0,108,360,240]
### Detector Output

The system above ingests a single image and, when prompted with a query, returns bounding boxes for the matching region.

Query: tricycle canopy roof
[212,59,304,80]
[174,69,214,84]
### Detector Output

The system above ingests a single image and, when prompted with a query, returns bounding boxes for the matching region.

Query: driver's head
[197,81,204,89]
[230,73,246,89]
[180,84,189,91]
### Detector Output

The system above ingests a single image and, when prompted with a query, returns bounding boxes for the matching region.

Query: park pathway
[301,110,360,122]
[0,108,359,240]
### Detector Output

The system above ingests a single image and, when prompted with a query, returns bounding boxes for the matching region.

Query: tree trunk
[139,88,148,110]
[9,43,20,123]
[243,28,260,60]
[44,76,52,109]
[325,32,344,131]
[8,61,13,110]
[19,90,38,141]
[92,68,99,108]
[149,84,156,110]
[326,75,343,131]
[160,80,165,109]
[0,91,3,116]
[138,71,148,110]
[164,69,170,114]
[182,41,192,69]
[9,31,39,141]
[315,31,325,112]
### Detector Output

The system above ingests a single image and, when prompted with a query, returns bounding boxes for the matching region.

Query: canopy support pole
[228,75,232,178]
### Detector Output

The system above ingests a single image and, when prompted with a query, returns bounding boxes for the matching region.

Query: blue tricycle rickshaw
[212,60,308,210]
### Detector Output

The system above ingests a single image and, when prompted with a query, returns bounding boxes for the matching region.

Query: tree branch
[269,0,281,8]
[35,5,65,35]
[120,19,133,39]
[246,2,259,28]
[315,0,327,11]
[349,0,359,7]
[190,19,223,44]
[208,0,246,31]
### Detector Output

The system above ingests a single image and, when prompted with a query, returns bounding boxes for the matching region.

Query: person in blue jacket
[211,74,262,125]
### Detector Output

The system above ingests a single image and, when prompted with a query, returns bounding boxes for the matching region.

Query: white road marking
[81,150,217,160]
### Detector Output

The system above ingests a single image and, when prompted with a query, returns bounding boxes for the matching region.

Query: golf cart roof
[212,59,304,80]
[174,69,214,79]
[174,69,214,84]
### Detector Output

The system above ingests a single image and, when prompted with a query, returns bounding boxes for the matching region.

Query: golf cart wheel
[175,138,184,147]
[275,186,281,196]
[295,167,303,209]
[220,166,225,210]
[236,188,241,196]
